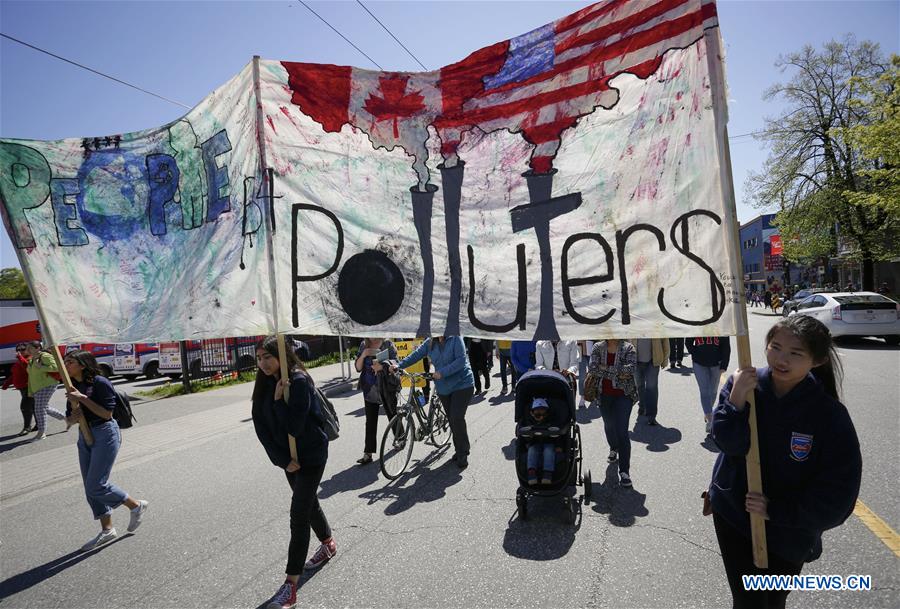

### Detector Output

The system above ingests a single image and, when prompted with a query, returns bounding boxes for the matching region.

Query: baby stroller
[514,369,591,523]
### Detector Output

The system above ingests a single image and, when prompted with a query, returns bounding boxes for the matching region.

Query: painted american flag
[282,0,719,180]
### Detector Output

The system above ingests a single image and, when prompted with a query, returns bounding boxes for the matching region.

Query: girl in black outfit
[252,336,335,609]
[709,316,861,609]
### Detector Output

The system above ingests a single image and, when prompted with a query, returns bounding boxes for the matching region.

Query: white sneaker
[81,528,117,552]
[31,431,46,442]
[127,500,148,532]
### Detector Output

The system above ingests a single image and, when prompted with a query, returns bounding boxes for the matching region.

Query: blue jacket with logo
[398,337,474,396]
[708,367,861,563]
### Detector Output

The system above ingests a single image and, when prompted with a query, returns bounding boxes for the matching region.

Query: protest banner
[0,0,765,565]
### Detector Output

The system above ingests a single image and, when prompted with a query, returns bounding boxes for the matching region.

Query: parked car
[781,288,832,317]
[788,291,900,345]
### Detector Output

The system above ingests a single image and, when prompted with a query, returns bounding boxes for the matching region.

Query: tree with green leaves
[0,267,31,299]
[747,36,897,291]
[839,54,899,216]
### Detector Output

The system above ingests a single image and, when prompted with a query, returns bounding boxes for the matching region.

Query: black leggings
[285,465,331,575]
[18,388,34,429]
[438,386,475,457]
[713,512,804,609]
[363,400,381,454]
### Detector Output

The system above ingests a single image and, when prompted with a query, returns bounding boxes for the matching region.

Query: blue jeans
[498,351,517,388]
[635,362,660,418]
[599,394,634,473]
[526,442,556,473]
[77,421,128,519]
[693,364,721,416]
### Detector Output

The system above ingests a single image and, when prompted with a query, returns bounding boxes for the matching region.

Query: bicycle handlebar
[396,368,434,382]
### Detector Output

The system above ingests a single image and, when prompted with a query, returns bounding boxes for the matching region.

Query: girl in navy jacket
[709,316,861,609]
[252,336,334,609]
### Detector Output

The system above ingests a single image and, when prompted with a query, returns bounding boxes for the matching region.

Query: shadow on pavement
[501,437,517,461]
[319,459,381,499]
[666,365,694,376]
[0,535,131,599]
[630,420,682,452]
[588,463,649,527]
[358,446,458,516]
[0,437,33,454]
[488,391,515,406]
[575,405,601,426]
[502,494,580,560]
[345,406,366,418]
[835,336,900,351]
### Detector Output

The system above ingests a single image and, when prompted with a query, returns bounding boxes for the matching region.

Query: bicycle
[379,370,451,480]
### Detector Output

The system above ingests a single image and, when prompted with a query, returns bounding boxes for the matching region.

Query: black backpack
[314,387,339,441]
[113,391,136,429]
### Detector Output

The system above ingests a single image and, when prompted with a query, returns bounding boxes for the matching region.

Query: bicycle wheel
[380,412,414,480]
[428,397,452,448]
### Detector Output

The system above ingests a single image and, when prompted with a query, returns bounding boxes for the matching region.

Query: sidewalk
[0,362,354,507]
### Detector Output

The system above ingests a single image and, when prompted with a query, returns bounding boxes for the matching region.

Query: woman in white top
[535,340,579,395]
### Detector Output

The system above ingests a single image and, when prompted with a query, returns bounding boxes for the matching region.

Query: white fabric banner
[1,0,740,343]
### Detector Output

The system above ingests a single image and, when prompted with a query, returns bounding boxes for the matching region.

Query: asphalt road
[0,312,897,608]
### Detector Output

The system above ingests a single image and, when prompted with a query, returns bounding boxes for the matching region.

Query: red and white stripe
[439,0,718,171]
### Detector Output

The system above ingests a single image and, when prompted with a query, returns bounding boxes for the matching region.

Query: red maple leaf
[363,74,426,139]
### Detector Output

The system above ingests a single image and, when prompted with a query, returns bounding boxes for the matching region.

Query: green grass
[135,352,344,400]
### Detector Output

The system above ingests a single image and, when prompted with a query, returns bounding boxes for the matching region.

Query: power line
[0,32,191,110]
[297,0,383,70]
[729,131,762,139]
[356,0,428,71]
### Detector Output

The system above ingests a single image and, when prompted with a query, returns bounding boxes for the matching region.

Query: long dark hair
[251,335,308,404]
[63,349,102,384]
[765,315,843,399]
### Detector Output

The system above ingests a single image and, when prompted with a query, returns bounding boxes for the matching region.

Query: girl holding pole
[252,336,335,609]
[63,349,149,551]
[709,315,862,609]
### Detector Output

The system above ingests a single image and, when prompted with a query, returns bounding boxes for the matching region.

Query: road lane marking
[854,499,900,557]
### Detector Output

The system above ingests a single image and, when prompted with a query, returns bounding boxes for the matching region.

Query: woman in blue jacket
[393,336,475,468]
[252,336,335,609]
[709,316,861,609]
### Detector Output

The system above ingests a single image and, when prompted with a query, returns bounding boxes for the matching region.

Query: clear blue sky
[1,0,898,270]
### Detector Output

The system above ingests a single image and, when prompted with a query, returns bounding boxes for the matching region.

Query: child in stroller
[524,397,563,485]
[514,370,591,522]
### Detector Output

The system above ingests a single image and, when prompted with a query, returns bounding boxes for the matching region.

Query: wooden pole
[704,28,768,567]
[51,346,93,445]
[252,55,297,464]
[8,251,93,445]
[276,334,298,462]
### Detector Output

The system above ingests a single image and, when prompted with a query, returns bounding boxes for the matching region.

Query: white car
[789,291,900,345]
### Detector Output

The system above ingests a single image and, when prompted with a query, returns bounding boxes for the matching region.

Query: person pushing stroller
[523,397,562,486]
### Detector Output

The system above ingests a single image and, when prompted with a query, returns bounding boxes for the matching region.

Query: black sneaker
[607,450,618,463]
[619,472,633,488]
